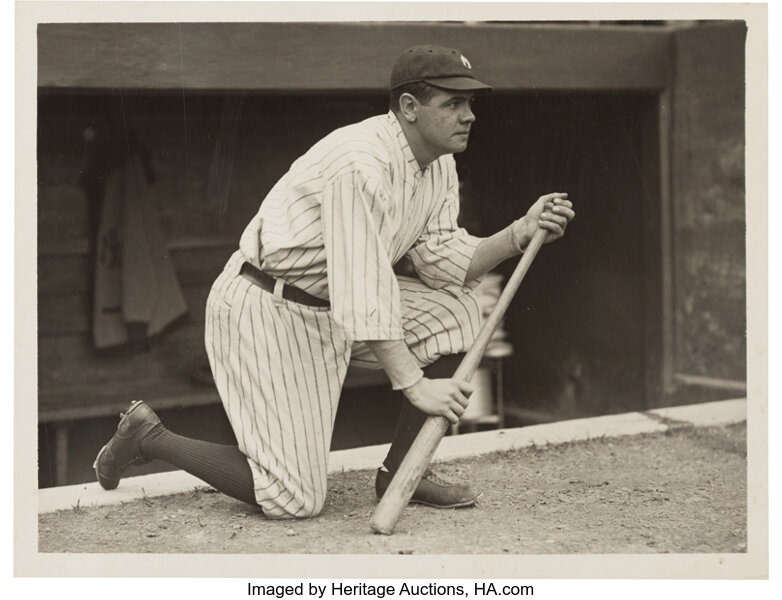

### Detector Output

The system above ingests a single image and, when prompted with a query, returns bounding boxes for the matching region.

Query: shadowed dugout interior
[39,90,657,486]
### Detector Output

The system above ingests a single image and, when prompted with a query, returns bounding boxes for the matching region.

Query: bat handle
[370,228,549,535]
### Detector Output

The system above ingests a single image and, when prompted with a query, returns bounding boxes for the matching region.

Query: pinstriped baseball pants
[205,252,482,518]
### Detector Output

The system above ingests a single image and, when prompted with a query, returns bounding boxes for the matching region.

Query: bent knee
[263,486,327,519]
[291,487,327,518]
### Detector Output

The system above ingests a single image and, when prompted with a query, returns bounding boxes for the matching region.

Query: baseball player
[94,45,575,518]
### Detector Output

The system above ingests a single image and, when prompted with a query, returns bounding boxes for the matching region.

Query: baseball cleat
[93,400,161,490]
[375,467,479,509]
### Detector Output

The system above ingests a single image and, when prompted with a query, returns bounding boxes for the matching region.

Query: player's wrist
[509,217,532,253]
[401,375,427,401]
[393,368,425,392]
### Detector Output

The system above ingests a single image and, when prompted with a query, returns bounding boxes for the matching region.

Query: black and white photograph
[14,0,769,589]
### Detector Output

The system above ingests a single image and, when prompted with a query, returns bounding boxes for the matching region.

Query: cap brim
[424,76,494,93]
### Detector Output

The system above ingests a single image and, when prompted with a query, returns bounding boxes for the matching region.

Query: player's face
[415,89,476,159]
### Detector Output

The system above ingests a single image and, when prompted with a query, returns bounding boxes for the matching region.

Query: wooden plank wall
[38,22,671,92]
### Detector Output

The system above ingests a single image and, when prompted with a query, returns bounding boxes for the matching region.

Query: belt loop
[273,277,285,303]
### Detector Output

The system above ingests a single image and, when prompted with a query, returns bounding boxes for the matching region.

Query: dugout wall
[35,21,747,486]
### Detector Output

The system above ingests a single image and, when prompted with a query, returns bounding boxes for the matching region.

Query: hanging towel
[93,153,188,349]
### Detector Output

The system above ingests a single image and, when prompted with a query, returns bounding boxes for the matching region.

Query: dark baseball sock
[382,353,465,474]
[139,425,259,508]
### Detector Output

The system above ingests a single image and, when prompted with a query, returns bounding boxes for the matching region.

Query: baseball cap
[390,45,494,93]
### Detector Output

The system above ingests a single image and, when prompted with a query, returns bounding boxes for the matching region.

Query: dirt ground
[38,423,747,554]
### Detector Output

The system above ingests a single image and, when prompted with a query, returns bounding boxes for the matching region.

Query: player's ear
[398,93,418,123]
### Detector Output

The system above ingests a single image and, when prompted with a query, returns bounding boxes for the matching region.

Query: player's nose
[460,106,476,124]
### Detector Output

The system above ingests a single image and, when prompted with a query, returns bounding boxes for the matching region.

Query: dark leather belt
[239,262,330,308]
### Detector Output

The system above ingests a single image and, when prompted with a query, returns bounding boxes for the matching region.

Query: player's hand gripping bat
[370,227,549,535]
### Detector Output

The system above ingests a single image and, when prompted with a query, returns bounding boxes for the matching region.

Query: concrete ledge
[645,398,746,426]
[38,398,746,514]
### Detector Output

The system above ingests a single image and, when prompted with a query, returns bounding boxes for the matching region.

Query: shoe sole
[93,443,117,490]
[376,487,482,509]
[408,497,478,509]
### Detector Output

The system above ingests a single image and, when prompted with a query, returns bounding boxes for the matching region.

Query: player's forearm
[465,218,531,282]
[365,340,424,391]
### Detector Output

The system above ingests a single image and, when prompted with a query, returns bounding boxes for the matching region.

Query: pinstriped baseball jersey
[238,110,482,342]
[206,110,485,517]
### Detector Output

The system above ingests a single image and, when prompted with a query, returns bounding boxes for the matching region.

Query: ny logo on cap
[460,55,472,69]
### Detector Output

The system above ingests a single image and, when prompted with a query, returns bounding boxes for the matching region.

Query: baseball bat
[370,227,549,535]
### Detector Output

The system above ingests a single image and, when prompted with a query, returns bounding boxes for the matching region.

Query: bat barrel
[371,417,450,534]
[370,228,548,535]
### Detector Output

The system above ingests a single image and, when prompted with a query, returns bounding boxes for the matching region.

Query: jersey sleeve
[321,170,405,342]
[406,159,483,290]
